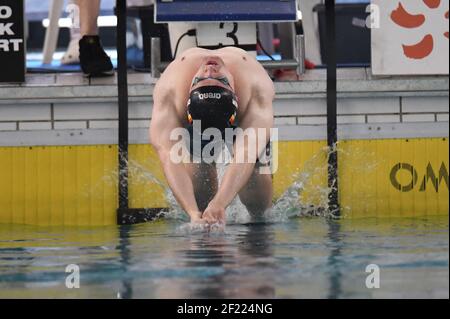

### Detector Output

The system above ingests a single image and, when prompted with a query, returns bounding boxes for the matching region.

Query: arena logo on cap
[198,92,222,100]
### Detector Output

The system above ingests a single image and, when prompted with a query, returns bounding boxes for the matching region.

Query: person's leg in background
[77,0,114,76]
[79,0,101,36]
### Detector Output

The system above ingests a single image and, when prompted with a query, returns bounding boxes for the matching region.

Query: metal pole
[117,0,129,211]
[151,37,161,78]
[325,0,340,216]
[294,34,306,75]
[115,1,161,225]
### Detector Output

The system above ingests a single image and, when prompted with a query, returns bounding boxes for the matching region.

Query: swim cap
[187,86,238,132]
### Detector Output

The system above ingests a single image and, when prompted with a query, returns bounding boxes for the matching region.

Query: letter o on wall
[390,163,418,192]
[0,6,13,19]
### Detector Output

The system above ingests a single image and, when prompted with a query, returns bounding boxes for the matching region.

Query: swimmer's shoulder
[218,46,253,60]
[177,47,209,61]
[153,80,176,106]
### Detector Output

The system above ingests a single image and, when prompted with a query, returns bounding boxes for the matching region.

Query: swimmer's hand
[202,202,226,225]
[189,211,206,224]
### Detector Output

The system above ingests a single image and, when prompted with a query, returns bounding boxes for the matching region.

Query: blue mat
[26,53,280,73]
[26,59,118,73]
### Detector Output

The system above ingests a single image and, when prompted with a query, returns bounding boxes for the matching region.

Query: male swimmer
[150,47,275,225]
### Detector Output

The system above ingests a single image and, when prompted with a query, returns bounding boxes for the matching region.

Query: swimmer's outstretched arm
[203,98,274,223]
[150,98,203,223]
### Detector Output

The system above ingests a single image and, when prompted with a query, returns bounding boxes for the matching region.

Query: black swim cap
[187,86,238,132]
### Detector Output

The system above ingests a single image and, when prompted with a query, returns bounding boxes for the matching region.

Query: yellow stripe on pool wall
[272,138,449,218]
[0,146,118,226]
[128,145,168,211]
[0,138,448,225]
[339,138,449,218]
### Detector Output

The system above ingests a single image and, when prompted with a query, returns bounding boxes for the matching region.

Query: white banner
[371,0,449,75]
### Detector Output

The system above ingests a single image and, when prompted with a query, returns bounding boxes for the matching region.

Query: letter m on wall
[420,162,449,192]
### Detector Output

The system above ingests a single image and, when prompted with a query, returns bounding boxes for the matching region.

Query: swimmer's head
[186,56,238,132]
[187,86,238,132]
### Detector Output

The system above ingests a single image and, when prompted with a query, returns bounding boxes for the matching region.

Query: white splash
[97,143,374,231]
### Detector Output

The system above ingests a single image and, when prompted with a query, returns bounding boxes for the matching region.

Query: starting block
[152,0,305,77]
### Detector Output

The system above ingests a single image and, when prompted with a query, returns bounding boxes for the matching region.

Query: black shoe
[79,35,114,77]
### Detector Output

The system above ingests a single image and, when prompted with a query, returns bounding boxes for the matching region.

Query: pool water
[0,216,448,299]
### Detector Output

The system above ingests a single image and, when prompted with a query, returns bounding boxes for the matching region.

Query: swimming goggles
[191,76,232,89]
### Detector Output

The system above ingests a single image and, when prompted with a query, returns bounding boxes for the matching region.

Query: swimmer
[150,47,274,225]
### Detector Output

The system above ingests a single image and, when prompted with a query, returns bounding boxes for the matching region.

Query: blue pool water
[0,216,448,298]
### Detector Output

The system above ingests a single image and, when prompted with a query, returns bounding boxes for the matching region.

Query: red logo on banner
[390,0,448,59]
